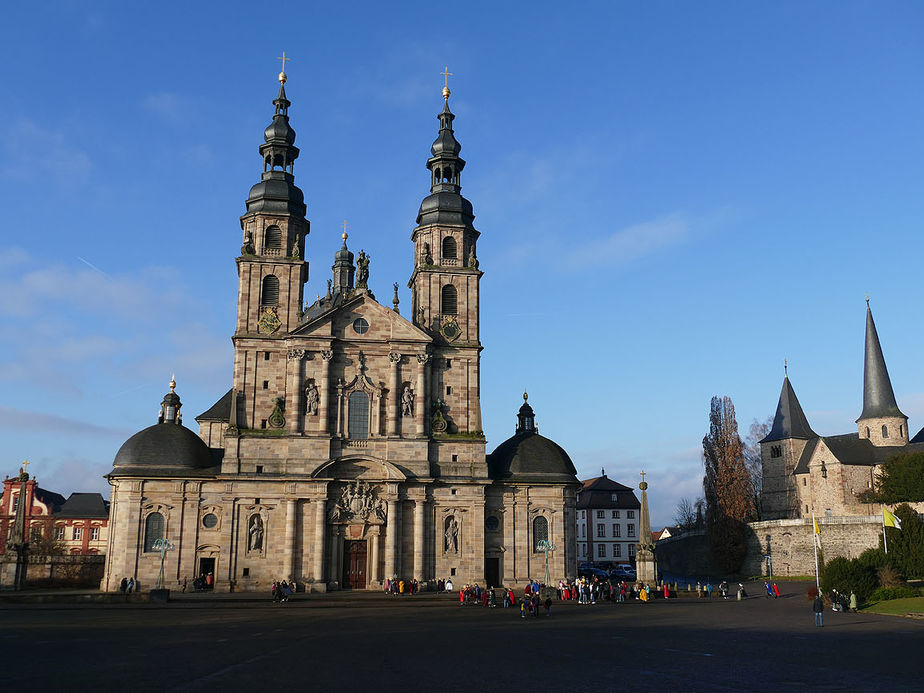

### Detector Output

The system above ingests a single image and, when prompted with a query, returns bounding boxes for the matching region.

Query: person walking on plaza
[813,593,824,627]
[772,583,780,599]
[849,591,858,613]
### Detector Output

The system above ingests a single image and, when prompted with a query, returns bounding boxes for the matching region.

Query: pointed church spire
[858,301,906,420]
[761,373,817,442]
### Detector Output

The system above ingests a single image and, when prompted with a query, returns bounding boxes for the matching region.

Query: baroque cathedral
[102,69,580,592]
[760,301,924,520]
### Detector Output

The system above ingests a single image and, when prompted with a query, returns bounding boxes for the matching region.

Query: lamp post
[537,539,556,589]
[152,538,175,591]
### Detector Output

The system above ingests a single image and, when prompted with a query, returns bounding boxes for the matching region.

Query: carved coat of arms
[329,480,386,524]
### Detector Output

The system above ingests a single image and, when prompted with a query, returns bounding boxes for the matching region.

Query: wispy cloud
[143,91,187,124]
[0,118,91,184]
[565,213,690,269]
[0,405,133,439]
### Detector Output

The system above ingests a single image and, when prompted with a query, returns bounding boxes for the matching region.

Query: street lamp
[152,538,175,590]
[537,539,556,589]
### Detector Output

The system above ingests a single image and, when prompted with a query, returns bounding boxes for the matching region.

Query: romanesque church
[102,70,580,592]
[760,302,924,519]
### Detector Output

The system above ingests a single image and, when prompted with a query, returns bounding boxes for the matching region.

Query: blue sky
[1,1,923,527]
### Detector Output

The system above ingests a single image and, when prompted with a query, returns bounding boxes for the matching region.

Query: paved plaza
[2,582,922,692]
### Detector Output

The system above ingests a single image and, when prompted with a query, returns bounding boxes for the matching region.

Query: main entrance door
[485,557,500,588]
[342,540,367,589]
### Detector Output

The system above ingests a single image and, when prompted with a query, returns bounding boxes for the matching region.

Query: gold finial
[784,358,788,376]
[523,390,528,402]
[866,293,870,306]
[640,469,646,482]
[169,374,176,392]
[277,51,291,84]
[342,219,349,242]
[441,66,453,100]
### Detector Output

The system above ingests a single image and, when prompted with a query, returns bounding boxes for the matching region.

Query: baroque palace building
[760,301,924,520]
[102,69,580,592]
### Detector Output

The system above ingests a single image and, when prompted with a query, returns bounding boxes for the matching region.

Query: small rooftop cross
[441,66,453,100]
[277,51,291,83]
[21,460,29,474]
[784,358,788,376]
[640,469,646,483]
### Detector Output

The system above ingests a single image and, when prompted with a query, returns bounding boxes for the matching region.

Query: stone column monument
[635,470,657,584]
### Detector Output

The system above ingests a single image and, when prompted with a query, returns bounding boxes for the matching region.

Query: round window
[353,317,369,335]
[202,513,218,529]
[485,515,499,531]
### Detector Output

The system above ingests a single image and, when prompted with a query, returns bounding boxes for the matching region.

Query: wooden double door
[342,540,367,589]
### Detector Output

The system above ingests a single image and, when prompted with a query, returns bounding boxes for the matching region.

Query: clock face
[258,308,281,334]
[440,316,461,342]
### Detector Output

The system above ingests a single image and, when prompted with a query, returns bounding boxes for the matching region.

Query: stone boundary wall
[655,516,883,578]
[742,516,881,577]
[0,554,105,589]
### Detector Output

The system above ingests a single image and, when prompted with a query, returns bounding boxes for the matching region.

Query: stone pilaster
[414,496,425,581]
[284,498,297,582]
[416,353,429,436]
[286,349,305,433]
[319,349,333,434]
[385,498,399,579]
[388,352,400,436]
[369,527,381,585]
[312,498,326,584]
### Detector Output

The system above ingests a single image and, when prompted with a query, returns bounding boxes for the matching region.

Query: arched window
[882,425,889,438]
[442,236,457,259]
[264,225,282,250]
[348,391,370,439]
[440,284,457,315]
[261,275,279,305]
[533,516,549,552]
[144,512,164,553]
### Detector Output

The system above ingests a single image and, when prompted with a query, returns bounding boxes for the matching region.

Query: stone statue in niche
[305,382,319,415]
[242,231,255,255]
[248,514,264,552]
[356,250,370,288]
[401,385,414,416]
[291,232,301,259]
[329,480,385,523]
[467,244,479,269]
[423,242,433,265]
[445,516,459,554]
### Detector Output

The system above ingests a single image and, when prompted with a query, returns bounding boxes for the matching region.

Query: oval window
[485,515,499,531]
[202,513,218,529]
[353,317,369,335]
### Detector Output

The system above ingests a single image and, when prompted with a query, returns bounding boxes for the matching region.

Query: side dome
[487,393,579,483]
[113,423,216,475]
[111,378,218,477]
[488,432,578,483]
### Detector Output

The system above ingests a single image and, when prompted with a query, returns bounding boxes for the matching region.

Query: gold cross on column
[342,220,349,240]
[640,469,646,483]
[22,460,29,473]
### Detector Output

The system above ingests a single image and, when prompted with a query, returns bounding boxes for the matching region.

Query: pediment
[291,291,431,343]
[311,456,407,481]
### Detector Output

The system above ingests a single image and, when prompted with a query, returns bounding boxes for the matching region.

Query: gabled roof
[56,493,109,519]
[761,376,817,443]
[910,426,924,444]
[792,434,924,474]
[196,388,233,422]
[33,487,66,513]
[291,289,432,343]
[576,476,640,509]
[858,304,906,421]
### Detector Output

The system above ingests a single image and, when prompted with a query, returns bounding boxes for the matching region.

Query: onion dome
[111,379,217,477]
[416,87,475,229]
[245,75,306,217]
[487,393,579,483]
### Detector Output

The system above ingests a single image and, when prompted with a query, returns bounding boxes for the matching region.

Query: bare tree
[744,416,772,518]
[673,497,696,530]
[702,396,755,573]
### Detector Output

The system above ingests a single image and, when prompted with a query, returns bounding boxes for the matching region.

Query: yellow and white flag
[883,508,903,530]
[812,514,822,548]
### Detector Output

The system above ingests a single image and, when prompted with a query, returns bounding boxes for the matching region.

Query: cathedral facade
[102,72,580,592]
[760,302,924,520]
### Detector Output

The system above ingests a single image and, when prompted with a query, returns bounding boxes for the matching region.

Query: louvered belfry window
[264,225,282,249]
[261,275,279,305]
[442,236,457,259]
[441,284,457,315]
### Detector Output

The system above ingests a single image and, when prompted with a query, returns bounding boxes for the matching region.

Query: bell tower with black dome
[408,73,484,436]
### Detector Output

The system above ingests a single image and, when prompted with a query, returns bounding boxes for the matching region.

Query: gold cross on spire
[640,469,646,483]
[441,66,453,100]
[277,51,291,84]
[22,460,29,473]
[341,219,349,241]
[784,358,788,376]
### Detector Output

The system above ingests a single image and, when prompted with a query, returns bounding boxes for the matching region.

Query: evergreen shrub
[820,557,877,601]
